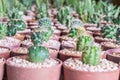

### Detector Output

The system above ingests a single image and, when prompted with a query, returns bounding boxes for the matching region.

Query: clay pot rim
[63,59,119,73]
[6,57,63,69]
[12,47,28,55]
[101,42,119,49]
[0,46,11,54]
[105,48,120,58]
[59,50,81,57]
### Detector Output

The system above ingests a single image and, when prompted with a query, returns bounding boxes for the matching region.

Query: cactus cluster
[82,45,101,66]
[0,23,7,39]
[77,35,93,51]
[57,6,73,28]
[101,25,117,39]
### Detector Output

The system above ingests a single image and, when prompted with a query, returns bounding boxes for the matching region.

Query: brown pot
[6,57,62,80]
[105,48,120,64]
[0,47,10,59]
[84,23,97,28]
[0,59,5,80]
[86,27,101,33]
[63,63,119,80]
[50,35,60,41]
[11,47,28,57]
[59,50,81,61]
[95,37,116,43]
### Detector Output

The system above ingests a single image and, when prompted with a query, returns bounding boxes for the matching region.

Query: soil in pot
[48,48,59,58]
[86,27,101,33]
[95,37,116,43]
[6,56,62,80]
[11,47,28,57]
[21,39,33,48]
[63,58,119,80]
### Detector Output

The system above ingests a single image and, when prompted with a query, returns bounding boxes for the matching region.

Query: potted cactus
[63,44,119,80]
[6,29,62,80]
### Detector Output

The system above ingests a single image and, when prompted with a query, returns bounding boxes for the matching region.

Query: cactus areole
[82,45,101,66]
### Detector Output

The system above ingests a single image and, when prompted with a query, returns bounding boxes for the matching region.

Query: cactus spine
[77,35,93,51]
[82,45,101,66]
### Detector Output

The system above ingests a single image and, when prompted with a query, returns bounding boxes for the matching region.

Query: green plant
[0,23,7,39]
[116,27,120,45]
[101,25,117,39]
[57,6,73,28]
[54,0,64,10]
[82,45,101,66]
[37,3,49,19]
[20,0,33,10]
[70,19,83,28]
[39,18,51,28]
[77,35,93,51]
[0,0,9,16]
[29,45,49,63]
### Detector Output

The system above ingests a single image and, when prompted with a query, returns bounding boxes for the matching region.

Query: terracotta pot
[0,17,8,22]
[95,37,116,43]
[63,63,119,80]
[84,23,97,28]
[17,29,33,35]
[105,48,120,64]
[59,51,81,61]
[53,29,61,36]
[6,57,62,80]
[50,35,60,41]
[86,27,101,33]
[48,49,59,58]
[14,34,25,41]
[0,47,10,59]
[0,59,5,80]
[61,30,69,35]
[11,47,28,57]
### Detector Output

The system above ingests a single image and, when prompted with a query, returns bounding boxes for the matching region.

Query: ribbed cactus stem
[77,35,93,51]
[82,45,101,66]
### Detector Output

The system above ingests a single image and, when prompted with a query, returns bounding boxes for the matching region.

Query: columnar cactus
[101,24,117,39]
[82,45,101,66]
[0,23,7,39]
[77,35,93,51]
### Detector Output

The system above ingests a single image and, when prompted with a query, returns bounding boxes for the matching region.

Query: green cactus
[0,23,7,39]
[70,19,83,28]
[37,3,49,19]
[69,28,78,38]
[31,32,43,46]
[101,25,117,39]
[77,35,93,51]
[116,27,120,45]
[39,17,51,28]
[28,45,49,63]
[57,6,73,28]
[82,45,101,66]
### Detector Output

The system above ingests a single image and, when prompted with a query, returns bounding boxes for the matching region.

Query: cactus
[29,45,49,63]
[39,17,51,28]
[31,32,43,46]
[0,23,7,39]
[116,27,120,45]
[70,19,83,28]
[57,6,73,28]
[101,25,117,39]
[82,45,101,66]
[77,35,93,51]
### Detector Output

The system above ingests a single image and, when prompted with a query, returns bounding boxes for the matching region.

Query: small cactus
[77,35,93,51]
[101,24,117,39]
[39,17,51,28]
[70,19,83,28]
[82,45,101,66]
[29,45,49,63]
[0,23,7,39]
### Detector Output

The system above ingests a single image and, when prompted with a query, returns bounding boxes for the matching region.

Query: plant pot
[0,58,5,80]
[50,35,60,41]
[6,57,62,80]
[0,47,10,59]
[14,34,25,41]
[105,48,120,64]
[86,27,101,33]
[48,49,59,58]
[0,17,8,22]
[11,47,28,57]
[95,37,116,43]
[59,50,82,61]
[63,58,119,80]
[84,23,97,28]
[101,42,120,51]
[17,29,32,35]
